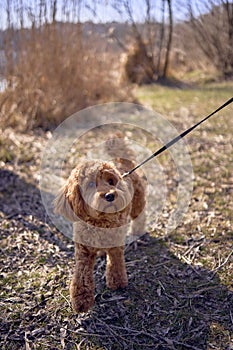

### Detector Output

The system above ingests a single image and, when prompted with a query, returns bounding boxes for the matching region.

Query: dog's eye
[88,181,95,188]
[108,178,114,186]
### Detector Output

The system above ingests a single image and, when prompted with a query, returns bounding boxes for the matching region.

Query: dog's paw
[70,291,94,313]
[70,281,94,313]
[106,274,128,290]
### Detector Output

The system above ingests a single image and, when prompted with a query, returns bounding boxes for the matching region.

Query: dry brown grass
[0,24,132,131]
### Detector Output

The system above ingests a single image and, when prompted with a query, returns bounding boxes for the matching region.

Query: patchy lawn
[0,82,232,349]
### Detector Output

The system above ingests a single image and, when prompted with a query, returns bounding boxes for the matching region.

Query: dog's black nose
[105,192,115,202]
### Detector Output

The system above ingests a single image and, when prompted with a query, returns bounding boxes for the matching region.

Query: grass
[0,81,232,349]
[135,81,233,121]
[135,81,233,284]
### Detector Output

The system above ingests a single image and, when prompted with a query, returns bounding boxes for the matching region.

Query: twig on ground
[211,250,233,276]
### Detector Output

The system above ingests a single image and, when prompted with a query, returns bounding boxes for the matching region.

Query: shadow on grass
[0,169,71,252]
[0,169,45,220]
[76,238,232,350]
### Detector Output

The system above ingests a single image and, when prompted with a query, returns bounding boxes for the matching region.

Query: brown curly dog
[54,134,146,313]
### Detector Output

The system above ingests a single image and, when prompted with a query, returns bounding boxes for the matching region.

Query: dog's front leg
[106,246,128,290]
[70,243,97,313]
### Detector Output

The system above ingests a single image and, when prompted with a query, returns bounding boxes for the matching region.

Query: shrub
[0,24,131,131]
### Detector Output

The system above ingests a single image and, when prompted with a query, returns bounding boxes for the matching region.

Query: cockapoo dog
[54,133,146,313]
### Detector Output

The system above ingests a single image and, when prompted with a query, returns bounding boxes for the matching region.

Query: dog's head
[53,160,133,223]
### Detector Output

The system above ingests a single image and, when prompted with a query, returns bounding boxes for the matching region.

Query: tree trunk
[162,0,173,78]
[157,0,165,76]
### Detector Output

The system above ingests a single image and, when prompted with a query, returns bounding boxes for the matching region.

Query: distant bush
[0,24,131,131]
[124,41,156,85]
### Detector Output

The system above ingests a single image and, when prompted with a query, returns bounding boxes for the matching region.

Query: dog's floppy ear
[53,166,87,222]
[53,183,79,222]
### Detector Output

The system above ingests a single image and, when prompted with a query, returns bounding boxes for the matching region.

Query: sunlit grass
[135,81,233,123]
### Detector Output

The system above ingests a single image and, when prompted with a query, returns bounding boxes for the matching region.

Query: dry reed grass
[0,24,131,131]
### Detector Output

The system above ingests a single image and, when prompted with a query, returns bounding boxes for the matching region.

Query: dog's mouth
[84,189,131,215]
[102,203,118,213]
[93,195,127,213]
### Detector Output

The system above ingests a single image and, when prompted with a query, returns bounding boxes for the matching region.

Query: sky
[1,0,229,30]
[0,0,190,30]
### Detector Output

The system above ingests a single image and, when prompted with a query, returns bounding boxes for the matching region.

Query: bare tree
[6,0,13,28]
[157,0,165,74]
[4,0,14,76]
[51,0,57,23]
[111,0,174,84]
[162,0,173,78]
[188,0,233,78]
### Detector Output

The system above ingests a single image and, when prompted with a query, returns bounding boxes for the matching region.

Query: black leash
[122,97,233,178]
